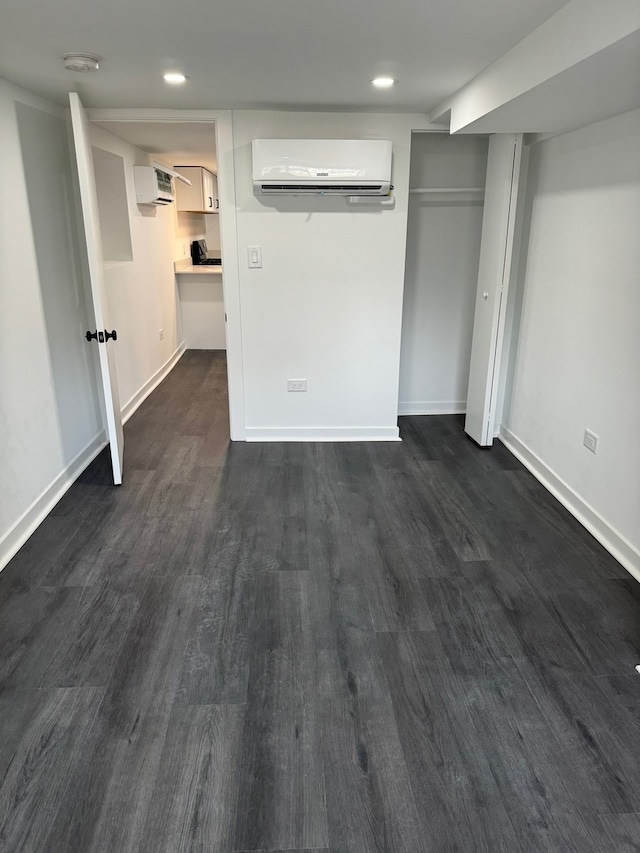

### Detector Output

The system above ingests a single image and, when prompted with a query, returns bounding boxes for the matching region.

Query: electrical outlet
[287,379,307,392]
[583,428,598,454]
[159,328,164,341]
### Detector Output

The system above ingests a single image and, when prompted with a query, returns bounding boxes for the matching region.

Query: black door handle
[86,330,117,343]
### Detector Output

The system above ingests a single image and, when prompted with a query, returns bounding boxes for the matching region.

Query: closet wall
[399,132,488,414]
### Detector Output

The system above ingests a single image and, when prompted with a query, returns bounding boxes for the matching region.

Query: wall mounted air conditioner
[252,139,392,196]
[133,164,192,205]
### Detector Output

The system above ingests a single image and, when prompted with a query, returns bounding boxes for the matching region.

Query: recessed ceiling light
[163,72,189,84]
[372,76,395,89]
[63,53,100,72]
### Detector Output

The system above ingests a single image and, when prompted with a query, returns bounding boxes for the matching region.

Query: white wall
[205,213,221,253]
[88,125,185,415]
[399,132,488,414]
[0,79,103,568]
[174,211,205,261]
[501,109,640,577]
[232,110,428,440]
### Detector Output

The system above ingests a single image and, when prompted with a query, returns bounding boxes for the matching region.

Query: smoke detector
[63,53,100,72]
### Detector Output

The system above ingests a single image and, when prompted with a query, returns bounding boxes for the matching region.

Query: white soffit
[453,30,640,134]
[432,0,640,134]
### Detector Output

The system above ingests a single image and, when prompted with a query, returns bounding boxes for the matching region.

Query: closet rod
[409,187,485,194]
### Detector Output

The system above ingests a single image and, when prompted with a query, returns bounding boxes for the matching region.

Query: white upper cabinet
[175,166,219,213]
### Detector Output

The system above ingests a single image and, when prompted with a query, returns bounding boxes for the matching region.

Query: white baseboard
[121,342,186,424]
[245,426,401,442]
[0,431,108,573]
[398,401,466,416]
[499,427,640,583]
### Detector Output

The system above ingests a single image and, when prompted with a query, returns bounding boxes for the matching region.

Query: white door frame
[86,108,246,441]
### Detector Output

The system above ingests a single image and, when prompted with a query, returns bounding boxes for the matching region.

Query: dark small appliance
[190,239,222,266]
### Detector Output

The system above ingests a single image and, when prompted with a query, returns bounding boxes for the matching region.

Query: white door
[69,93,124,483]
[465,133,523,446]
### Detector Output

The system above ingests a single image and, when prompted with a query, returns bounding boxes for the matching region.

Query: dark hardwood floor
[0,349,638,852]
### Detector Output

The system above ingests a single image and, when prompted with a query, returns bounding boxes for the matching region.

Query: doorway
[399,129,524,446]
[72,108,245,485]
[399,130,489,416]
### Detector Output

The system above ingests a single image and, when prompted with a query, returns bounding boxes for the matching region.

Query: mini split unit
[252,139,392,196]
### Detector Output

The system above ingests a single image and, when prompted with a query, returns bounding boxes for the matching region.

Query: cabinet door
[202,168,215,211]
[211,173,219,211]
[175,166,218,213]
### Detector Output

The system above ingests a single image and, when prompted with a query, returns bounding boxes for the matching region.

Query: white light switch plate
[247,245,262,268]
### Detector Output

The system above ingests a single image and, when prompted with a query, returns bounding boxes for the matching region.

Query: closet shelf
[409,187,485,194]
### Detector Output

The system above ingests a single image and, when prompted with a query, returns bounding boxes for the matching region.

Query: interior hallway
[0,350,638,852]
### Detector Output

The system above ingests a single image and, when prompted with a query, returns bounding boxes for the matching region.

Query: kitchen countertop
[174,258,223,276]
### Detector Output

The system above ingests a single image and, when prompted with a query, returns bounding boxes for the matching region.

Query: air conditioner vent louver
[260,184,385,195]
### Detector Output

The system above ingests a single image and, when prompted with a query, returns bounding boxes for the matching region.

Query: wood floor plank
[367,447,465,580]
[0,586,69,685]
[595,673,640,722]
[461,559,590,673]
[233,572,329,852]
[455,667,616,852]
[0,514,80,591]
[301,484,392,697]
[415,460,493,562]
[503,468,610,560]
[43,686,178,852]
[177,570,256,706]
[43,575,204,852]
[599,812,640,852]
[377,629,523,852]
[14,581,142,688]
[233,571,329,849]
[422,572,525,675]
[234,849,331,853]
[139,703,244,853]
[320,697,429,853]
[544,578,640,676]
[514,660,640,815]
[0,686,105,852]
[0,686,54,783]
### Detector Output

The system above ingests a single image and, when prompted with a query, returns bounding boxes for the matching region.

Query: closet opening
[399,130,489,419]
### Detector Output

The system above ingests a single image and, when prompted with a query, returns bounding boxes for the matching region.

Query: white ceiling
[92,121,218,173]
[0,0,570,113]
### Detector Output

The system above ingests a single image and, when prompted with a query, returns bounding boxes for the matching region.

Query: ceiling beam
[430,0,640,133]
